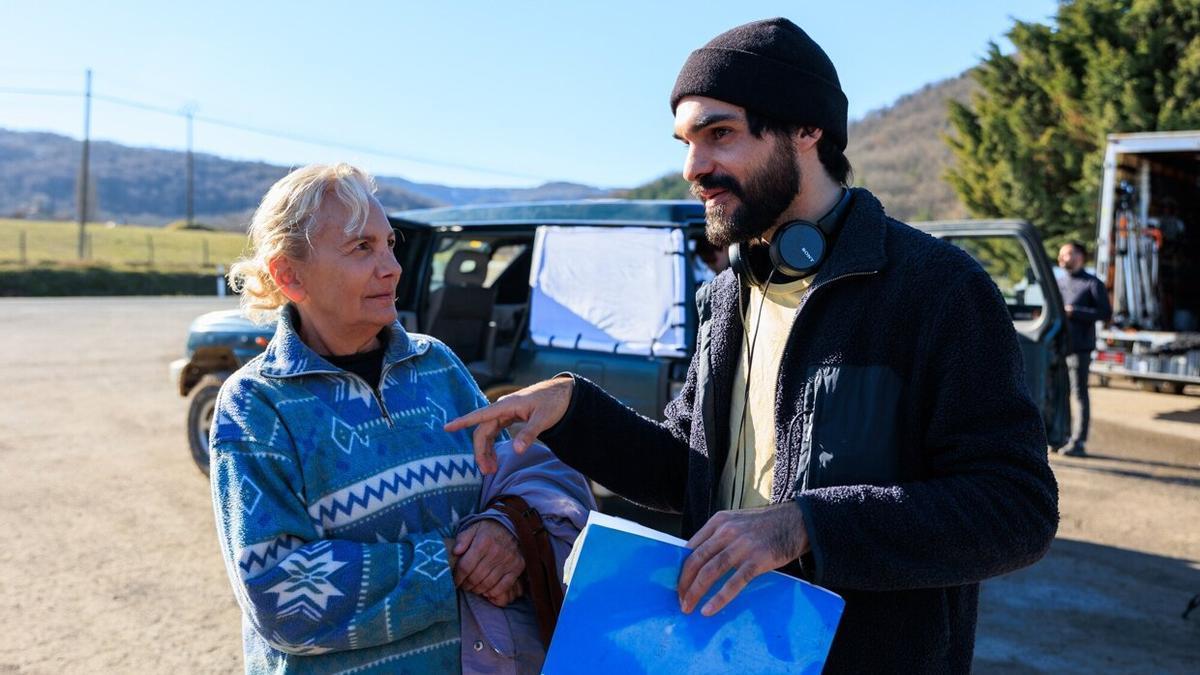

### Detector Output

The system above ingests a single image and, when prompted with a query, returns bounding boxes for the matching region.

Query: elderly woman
[212,163,591,673]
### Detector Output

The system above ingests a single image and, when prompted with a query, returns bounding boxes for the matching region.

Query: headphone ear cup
[729,242,758,286]
[769,221,827,278]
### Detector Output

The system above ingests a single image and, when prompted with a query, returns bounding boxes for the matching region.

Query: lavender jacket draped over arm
[457,440,596,674]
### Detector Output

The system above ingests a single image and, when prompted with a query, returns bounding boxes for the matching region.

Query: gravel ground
[0,297,1196,673]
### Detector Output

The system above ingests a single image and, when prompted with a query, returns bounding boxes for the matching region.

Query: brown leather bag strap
[488,494,564,648]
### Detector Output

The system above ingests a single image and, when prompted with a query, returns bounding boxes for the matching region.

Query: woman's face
[289,197,402,339]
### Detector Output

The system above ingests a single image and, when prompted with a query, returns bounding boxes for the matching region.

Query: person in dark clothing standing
[447,18,1058,673]
[1056,241,1113,457]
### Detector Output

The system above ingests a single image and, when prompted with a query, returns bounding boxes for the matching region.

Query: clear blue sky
[0,0,1058,189]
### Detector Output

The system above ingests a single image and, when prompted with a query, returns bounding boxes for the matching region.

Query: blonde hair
[228,163,378,323]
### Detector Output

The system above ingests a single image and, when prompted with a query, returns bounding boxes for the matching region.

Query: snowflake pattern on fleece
[211,307,490,674]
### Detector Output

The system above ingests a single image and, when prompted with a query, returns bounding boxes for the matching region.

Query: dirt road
[0,297,1196,673]
[975,404,1200,671]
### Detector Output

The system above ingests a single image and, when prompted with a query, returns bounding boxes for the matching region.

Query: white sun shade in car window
[529,226,688,358]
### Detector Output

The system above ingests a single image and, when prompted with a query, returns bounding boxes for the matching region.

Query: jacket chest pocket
[797,365,903,489]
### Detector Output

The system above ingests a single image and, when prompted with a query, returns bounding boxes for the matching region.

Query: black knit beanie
[670,17,848,151]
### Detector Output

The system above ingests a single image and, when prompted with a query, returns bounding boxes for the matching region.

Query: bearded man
[448,17,1058,672]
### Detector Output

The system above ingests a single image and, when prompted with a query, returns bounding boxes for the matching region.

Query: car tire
[187,375,223,476]
[1163,381,1186,395]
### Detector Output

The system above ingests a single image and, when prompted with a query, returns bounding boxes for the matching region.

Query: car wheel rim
[195,398,215,459]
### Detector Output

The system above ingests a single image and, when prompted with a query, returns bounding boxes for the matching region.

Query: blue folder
[543,521,844,674]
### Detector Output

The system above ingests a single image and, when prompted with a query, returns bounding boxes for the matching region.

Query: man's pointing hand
[444,375,575,474]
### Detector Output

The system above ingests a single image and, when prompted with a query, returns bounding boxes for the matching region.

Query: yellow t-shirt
[718,275,812,510]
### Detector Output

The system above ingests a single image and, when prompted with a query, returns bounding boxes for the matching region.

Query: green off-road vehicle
[173,201,1070,529]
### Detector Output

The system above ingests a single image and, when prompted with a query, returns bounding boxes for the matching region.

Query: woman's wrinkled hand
[483,578,524,607]
[452,519,525,606]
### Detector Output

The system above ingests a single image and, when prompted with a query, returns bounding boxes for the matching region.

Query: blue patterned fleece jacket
[211,307,493,673]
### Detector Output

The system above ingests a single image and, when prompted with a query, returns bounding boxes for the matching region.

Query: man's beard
[691,135,801,249]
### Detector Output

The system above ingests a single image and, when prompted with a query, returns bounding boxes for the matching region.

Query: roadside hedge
[0,267,232,296]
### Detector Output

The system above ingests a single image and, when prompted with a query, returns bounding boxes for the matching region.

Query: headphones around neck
[728,187,854,286]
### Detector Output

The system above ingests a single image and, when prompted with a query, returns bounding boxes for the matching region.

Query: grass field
[0,219,247,271]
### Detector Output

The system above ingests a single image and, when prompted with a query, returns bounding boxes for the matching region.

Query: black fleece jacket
[540,188,1059,673]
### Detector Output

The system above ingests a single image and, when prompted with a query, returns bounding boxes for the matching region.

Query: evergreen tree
[946,0,1200,244]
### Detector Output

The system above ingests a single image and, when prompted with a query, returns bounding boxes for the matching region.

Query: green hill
[3,72,974,230]
[0,129,607,229]
[848,73,974,221]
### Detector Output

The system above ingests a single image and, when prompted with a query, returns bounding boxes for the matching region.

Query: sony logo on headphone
[801,248,815,263]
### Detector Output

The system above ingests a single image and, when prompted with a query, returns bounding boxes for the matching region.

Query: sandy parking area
[0,297,1196,673]
[0,297,245,673]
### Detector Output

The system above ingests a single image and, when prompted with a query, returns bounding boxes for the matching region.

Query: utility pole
[77,68,92,260]
[183,103,197,228]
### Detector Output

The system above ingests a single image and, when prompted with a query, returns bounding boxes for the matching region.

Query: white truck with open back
[1092,131,1200,394]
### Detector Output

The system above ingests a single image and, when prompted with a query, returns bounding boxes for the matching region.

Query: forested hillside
[0,129,605,228]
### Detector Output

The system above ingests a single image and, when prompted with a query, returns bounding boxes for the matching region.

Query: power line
[0,86,80,98]
[92,92,180,116]
[191,109,551,183]
[2,84,552,183]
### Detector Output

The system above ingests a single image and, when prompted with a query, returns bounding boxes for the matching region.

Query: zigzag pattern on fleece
[337,637,462,674]
[308,454,480,531]
[238,534,304,580]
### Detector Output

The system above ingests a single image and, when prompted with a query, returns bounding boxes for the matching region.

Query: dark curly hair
[744,109,853,186]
